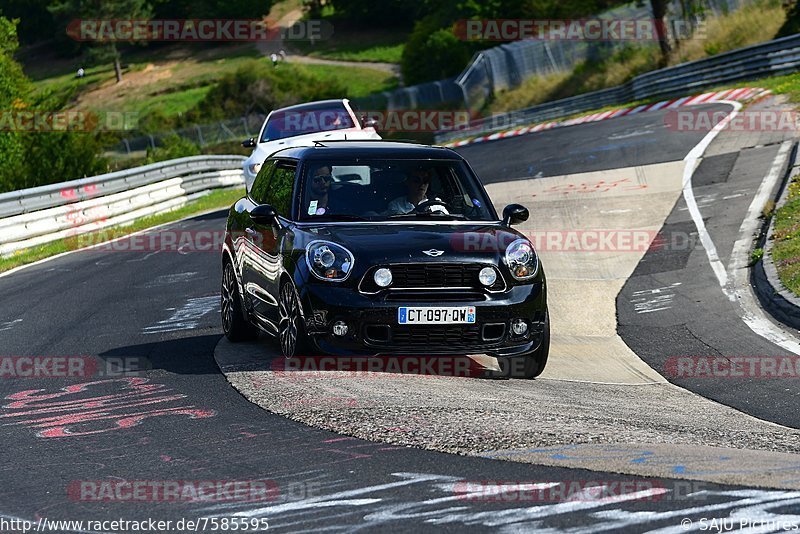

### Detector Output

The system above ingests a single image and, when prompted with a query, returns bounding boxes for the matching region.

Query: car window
[250,159,277,205]
[260,102,355,143]
[298,159,495,221]
[262,161,297,217]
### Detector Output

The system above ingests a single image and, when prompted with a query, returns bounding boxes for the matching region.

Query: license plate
[398,306,476,325]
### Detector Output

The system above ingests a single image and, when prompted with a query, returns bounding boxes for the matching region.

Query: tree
[49,0,152,83]
[650,0,671,64]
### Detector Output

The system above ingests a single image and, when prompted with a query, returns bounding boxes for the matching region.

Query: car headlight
[305,240,354,282]
[247,162,262,175]
[504,238,538,280]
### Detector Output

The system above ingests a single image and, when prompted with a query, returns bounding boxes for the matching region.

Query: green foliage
[402,17,473,85]
[145,134,201,164]
[186,61,348,122]
[0,16,108,193]
[778,0,800,37]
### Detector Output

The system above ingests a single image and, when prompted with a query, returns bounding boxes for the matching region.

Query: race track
[3,101,800,532]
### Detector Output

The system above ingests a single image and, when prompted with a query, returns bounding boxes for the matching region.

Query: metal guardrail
[435,33,800,144]
[0,155,246,257]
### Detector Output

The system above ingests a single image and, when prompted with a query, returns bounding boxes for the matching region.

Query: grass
[292,63,398,97]
[27,45,398,129]
[290,27,407,63]
[772,176,800,295]
[0,187,244,273]
[487,0,786,114]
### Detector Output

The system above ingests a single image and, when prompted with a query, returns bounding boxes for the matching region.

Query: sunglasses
[313,174,333,183]
[410,175,430,183]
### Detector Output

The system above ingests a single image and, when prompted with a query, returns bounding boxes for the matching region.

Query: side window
[263,160,297,217]
[250,159,277,205]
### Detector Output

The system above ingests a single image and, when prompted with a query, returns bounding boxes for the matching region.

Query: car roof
[271,99,349,113]
[270,141,463,161]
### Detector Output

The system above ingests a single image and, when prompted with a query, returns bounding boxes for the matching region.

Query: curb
[443,87,772,148]
[753,141,800,331]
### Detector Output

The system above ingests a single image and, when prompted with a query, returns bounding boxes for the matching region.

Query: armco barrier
[0,156,246,257]
[435,33,800,144]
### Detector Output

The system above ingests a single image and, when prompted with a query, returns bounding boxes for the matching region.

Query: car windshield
[298,159,495,222]
[260,103,355,143]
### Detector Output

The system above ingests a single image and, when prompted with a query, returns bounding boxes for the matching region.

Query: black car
[220,141,549,378]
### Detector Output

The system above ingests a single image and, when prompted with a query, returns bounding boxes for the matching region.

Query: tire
[504,310,550,379]
[278,281,310,358]
[221,261,259,342]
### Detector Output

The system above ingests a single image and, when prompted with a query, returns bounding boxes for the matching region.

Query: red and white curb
[443,87,773,148]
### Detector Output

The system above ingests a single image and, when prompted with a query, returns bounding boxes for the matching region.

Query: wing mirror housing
[241,137,256,148]
[502,204,529,227]
[251,204,279,227]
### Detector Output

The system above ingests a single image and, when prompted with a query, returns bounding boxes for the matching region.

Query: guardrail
[0,155,246,257]
[435,33,800,144]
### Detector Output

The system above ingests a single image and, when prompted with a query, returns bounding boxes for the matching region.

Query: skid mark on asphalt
[0,319,22,332]
[192,471,800,532]
[0,377,215,438]
[631,283,682,314]
[143,295,218,334]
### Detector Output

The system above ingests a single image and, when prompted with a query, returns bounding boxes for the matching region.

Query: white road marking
[143,295,219,334]
[681,101,800,354]
[681,102,741,290]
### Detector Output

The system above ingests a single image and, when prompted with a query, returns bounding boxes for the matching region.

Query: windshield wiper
[386,212,466,220]
[306,214,368,222]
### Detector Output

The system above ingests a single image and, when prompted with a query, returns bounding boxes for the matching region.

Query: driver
[308,164,335,215]
[386,167,449,215]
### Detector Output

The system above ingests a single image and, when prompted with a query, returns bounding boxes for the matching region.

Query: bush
[186,61,348,122]
[145,134,201,164]
[401,17,474,86]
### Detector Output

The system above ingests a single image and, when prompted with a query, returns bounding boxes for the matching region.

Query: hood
[292,222,526,266]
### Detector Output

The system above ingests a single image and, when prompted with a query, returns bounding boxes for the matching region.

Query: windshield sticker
[308,200,318,215]
[316,207,327,215]
[472,199,482,208]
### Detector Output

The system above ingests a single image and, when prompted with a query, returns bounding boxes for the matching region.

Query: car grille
[363,323,507,350]
[360,263,505,293]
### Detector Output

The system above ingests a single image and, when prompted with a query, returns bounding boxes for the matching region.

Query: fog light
[511,319,528,336]
[374,268,392,288]
[479,267,497,286]
[332,321,349,337]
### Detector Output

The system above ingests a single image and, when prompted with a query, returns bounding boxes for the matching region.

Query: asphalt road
[2,103,797,532]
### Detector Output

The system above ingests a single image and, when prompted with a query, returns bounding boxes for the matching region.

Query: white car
[242,99,381,191]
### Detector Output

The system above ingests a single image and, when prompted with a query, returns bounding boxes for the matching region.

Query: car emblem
[423,249,445,257]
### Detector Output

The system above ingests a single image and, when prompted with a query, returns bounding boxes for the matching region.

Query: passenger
[386,167,449,215]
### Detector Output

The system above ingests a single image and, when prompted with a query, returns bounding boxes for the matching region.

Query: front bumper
[297,282,547,357]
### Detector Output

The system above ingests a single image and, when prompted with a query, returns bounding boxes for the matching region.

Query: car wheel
[221,261,259,342]
[504,310,550,379]
[278,281,309,358]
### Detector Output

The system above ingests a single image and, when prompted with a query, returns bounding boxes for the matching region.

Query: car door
[241,159,277,323]
[246,158,298,326]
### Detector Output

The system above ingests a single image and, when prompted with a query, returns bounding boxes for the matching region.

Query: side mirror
[241,137,256,148]
[502,204,529,227]
[251,204,279,226]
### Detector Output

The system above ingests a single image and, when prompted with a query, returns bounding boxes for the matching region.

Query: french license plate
[398,306,476,325]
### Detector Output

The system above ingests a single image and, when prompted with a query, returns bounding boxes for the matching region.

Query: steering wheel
[413,199,449,213]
